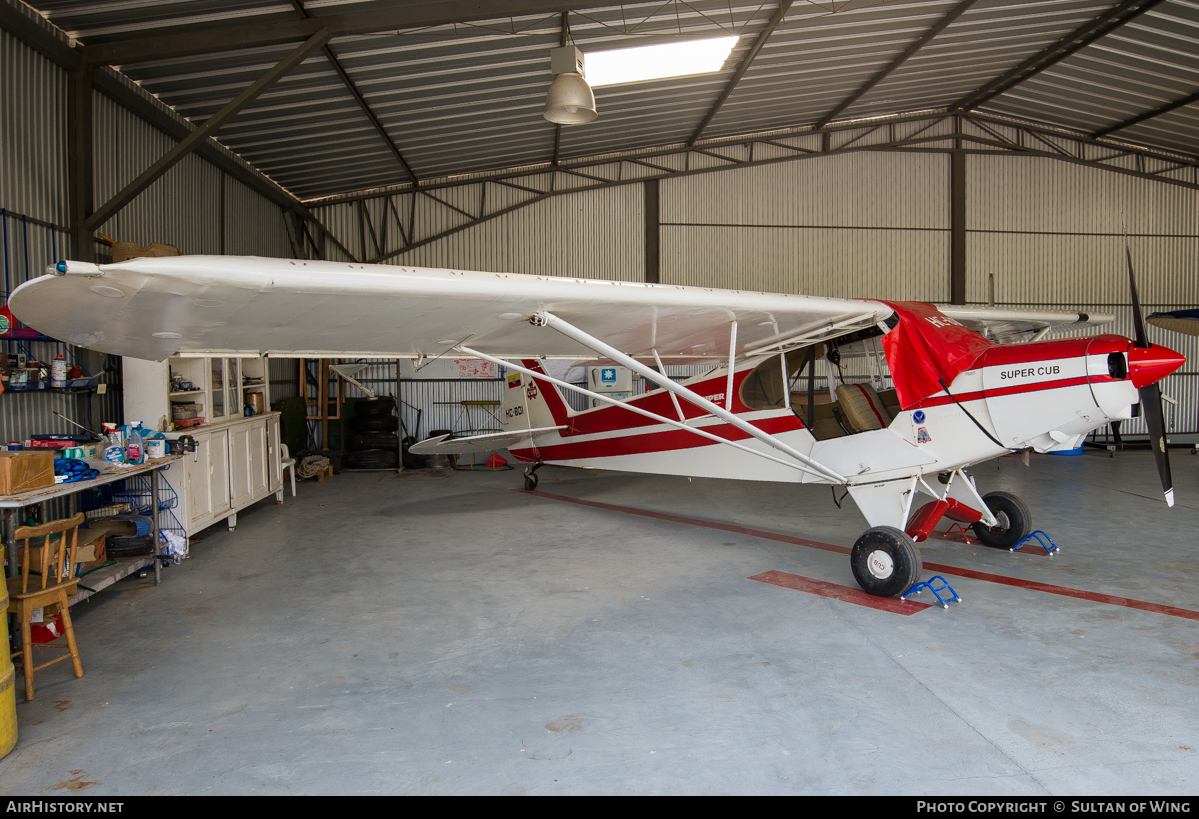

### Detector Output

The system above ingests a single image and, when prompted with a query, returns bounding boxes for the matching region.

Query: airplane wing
[1147,309,1199,338]
[409,426,566,455]
[9,256,891,362]
[936,306,1114,345]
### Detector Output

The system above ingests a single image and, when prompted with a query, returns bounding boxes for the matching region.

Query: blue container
[1048,444,1084,456]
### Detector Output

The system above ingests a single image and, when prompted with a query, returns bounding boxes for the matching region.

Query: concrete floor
[2,448,1198,795]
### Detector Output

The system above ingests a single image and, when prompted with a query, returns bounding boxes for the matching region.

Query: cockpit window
[739,345,824,409]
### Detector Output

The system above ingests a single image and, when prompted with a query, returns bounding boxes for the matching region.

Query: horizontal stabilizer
[409,426,565,455]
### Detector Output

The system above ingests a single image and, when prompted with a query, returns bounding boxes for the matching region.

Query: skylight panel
[585,36,740,88]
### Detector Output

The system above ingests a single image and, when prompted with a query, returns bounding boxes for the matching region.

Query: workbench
[0,455,180,590]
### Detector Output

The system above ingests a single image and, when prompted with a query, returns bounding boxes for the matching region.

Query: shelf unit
[123,355,283,539]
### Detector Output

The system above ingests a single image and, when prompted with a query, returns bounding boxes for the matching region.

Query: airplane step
[901,575,962,609]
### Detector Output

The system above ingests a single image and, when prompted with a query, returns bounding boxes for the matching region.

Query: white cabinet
[163,416,281,537]
[229,423,254,509]
[229,417,273,511]
[126,354,283,537]
[124,354,271,434]
[182,427,233,532]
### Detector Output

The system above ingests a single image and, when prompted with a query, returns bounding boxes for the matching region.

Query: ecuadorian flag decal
[507,373,522,389]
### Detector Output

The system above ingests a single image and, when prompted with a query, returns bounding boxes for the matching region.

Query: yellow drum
[0,579,16,758]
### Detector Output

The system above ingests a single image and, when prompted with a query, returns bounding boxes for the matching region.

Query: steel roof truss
[814,0,978,129]
[952,0,1168,112]
[83,30,331,233]
[1093,89,1199,139]
[689,0,795,146]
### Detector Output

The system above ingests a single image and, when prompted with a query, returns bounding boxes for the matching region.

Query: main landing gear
[970,491,1032,549]
[851,527,922,598]
[850,489,1033,597]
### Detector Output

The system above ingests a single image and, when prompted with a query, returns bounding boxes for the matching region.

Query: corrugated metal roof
[982,0,1199,155]
[17,0,1199,201]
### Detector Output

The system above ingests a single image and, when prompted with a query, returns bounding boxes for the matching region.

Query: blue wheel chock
[901,575,962,609]
[1013,530,1058,556]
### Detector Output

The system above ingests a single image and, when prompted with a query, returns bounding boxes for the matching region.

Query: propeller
[1125,243,1174,507]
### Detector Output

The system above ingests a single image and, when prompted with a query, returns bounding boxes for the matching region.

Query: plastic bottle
[51,353,67,388]
[126,422,143,464]
[102,424,123,463]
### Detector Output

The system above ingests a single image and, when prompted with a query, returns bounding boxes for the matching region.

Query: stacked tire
[346,396,399,470]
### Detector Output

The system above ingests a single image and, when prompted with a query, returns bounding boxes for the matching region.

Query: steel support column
[950,145,967,305]
[644,179,660,284]
[68,67,94,262]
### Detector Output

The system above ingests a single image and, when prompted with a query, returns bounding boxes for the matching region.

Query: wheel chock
[1013,530,1058,556]
[901,575,962,609]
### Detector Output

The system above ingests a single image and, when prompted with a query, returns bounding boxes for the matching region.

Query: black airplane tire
[524,473,538,491]
[346,448,398,469]
[350,414,399,432]
[347,432,399,452]
[354,396,396,416]
[971,491,1032,549]
[850,526,922,598]
[401,448,425,470]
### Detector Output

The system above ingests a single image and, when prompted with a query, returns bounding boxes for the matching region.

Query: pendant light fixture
[544,44,597,125]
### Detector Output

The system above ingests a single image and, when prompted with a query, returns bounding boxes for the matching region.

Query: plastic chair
[7,513,86,701]
[280,443,296,498]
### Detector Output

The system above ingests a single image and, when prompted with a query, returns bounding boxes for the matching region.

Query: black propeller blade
[1141,381,1174,507]
[1126,242,1174,507]
[1127,242,1150,349]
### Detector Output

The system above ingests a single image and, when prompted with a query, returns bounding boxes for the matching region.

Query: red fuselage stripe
[514,414,802,461]
[910,375,1104,409]
[522,490,1199,621]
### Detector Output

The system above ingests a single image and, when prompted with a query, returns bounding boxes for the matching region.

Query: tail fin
[519,359,571,428]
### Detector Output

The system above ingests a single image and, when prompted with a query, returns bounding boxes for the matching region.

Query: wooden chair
[7,512,86,701]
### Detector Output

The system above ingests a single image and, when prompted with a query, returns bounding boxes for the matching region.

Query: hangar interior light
[585,36,740,87]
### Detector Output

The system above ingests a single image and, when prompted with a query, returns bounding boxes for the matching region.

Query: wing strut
[528,311,847,484]
[457,347,840,482]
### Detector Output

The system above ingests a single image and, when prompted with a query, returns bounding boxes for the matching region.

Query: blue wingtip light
[55,261,67,273]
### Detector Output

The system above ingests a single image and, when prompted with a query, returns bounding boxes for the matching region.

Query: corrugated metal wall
[968,155,1199,436]
[661,152,949,300]
[0,28,295,521]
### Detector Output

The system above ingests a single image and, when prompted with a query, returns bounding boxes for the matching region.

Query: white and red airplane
[10,253,1184,598]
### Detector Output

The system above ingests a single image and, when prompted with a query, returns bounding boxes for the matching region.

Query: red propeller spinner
[1127,343,1186,389]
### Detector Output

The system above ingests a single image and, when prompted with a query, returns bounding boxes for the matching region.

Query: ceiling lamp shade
[544,73,597,124]
[545,44,596,125]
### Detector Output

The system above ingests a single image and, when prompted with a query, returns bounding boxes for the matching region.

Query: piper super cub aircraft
[9,252,1185,598]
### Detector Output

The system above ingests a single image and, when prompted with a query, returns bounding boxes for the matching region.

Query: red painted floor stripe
[750,570,931,615]
[921,562,1199,621]
[521,489,1199,622]
[931,530,1050,555]
[522,489,850,555]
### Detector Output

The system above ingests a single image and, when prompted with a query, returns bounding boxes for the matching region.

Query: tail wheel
[850,526,922,598]
[971,491,1032,549]
[523,473,539,491]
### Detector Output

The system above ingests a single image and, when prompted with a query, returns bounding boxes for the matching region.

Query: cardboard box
[84,517,154,557]
[0,450,54,495]
[26,532,104,577]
